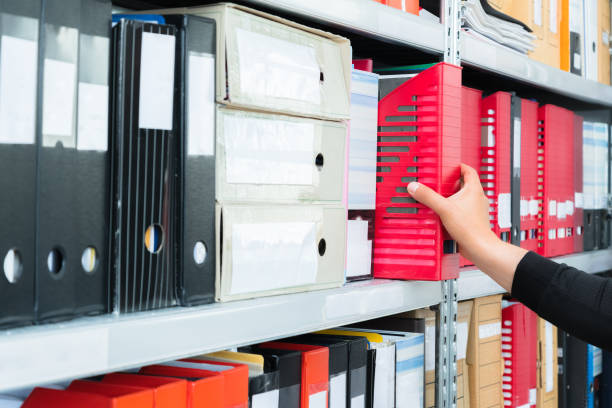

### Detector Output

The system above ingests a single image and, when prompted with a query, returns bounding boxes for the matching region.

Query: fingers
[460,163,480,186]
[407,181,450,216]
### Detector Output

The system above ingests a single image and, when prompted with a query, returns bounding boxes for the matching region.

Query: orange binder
[384,0,419,14]
[66,380,155,408]
[139,364,224,408]
[259,342,329,408]
[560,0,570,71]
[102,373,188,408]
[22,388,118,408]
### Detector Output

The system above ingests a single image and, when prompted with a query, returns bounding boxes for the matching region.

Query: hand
[407,163,527,292]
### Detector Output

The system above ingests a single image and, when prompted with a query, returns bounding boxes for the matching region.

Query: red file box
[537,105,575,257]
[574,114,584,253]
[102,373,188,408]
[501,302,538,408]
[480,92,512,244]
[352,59,373,72]
[460,86,482,267]
[22,387,127,408]
[67,380,155,408]
[519,99,540,252]
[139,365,224,408]
[374,62,461,280]
[259,342,329,408]
[384,0,419,14]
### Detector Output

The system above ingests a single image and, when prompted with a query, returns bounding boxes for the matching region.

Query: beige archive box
[536,318,558,408]
[457,300,473,408]
[467,294,503,408]
[147,3,351,121]
[215,204,346,302]
[216,107,347,204]
[598,0,611,84]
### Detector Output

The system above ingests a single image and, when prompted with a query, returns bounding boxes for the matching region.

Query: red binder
[460,86,482,267]
[178,359,248,408]
[22,388,124,408]
[480,92,512,244]
[102,373,188,408]
[139,365,224,408]
[352,59,373,72]
[501,302,538,408]
[374,62,461,280]
[66,380,155,407]
[537,105,575,257]
[519,99,540,252]
[574,114,584,253]
[259,342,329,408]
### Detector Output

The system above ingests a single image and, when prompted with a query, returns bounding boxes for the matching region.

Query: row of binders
[462,0,612,84]
[1,0,610,329]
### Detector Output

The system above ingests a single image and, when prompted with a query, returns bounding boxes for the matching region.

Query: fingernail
[407,182,419,194]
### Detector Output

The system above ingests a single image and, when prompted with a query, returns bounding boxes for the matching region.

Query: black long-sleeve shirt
[511,251,612,350]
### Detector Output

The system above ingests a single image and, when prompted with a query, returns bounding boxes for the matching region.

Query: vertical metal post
[437,0,461,407]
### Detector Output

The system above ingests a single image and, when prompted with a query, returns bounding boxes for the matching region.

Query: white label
[569,0,583,33]
[530,388,537,404]
[373,344,395,407]
[309,391,327,408]
[573,53,582,70]
[42,59,77,145]
[77,83,108,151]
[534,0,543,26]
[545,322,553,392]
[557,201,566,219]
[235,28,321,105]
[138,32,175,130]
[0,35,37,145]
[230,222,317,295]
[566,200,574,216]
[163,360,233,372]
[330,373,347,408]
[549,0,558,33]
[513,117,521,169]
[548,200,557,216]
[351,395,365,408]
[520,200,529,217]
[425,325,435,372]
[575,192,584,208]
[252,389,280,408]
[223,114,315,185]
[479,322,502,339]
[558,227,566,238]
[603,31,610,45]
[346,220,371,278]
[187,53,215,156]
[593,346,603,376]
[457,322,469,360]
[498,193,512,229]
[529,199,539,216]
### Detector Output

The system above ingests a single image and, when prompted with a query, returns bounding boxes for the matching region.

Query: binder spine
[574,114,584,253]
[374,62,461,281]
[480,92,512,244]
[519,100,540,252]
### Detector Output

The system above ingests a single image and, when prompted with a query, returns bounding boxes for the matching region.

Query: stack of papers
[462,0,536,53]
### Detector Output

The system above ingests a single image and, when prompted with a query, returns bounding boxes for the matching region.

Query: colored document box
[67,381,154,407]
[150,3,350,120]
[573,114,584,253]
[216,107,347,204]
[374,62,461,280]
[110,19,178,312]
[215,204,345,302]
[102,373,188,408]
[536,319,558,408]
[519,99,540,252]
[22,387,147,408]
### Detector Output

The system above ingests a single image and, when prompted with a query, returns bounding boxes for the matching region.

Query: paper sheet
[187,52,214,156]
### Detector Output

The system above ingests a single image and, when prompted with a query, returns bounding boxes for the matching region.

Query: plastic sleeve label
[351,395,365,408]
[557,201,566,220]
[252,389,280,408]
[520,200,528,217]
[479,322,501,339]
[548,200,557,216]
[346,220,372,278]
[549,0,558,33]
[329,373,347,408]
[77,82,108,151]
[534,0,543,26]
[513,117,521,170]
[575,192,584,208]
[230,222,317,295]
[545,322,553,392]
[530,388,537,404]
[498,193,512,229]
[425,325,435,372]
[529,200,539,216]
[456,322,469,360]
[309,391,327,408]
[235,27,321,105]
[187,52,215,156]
[0,35,37,145]
[42,58,77,146]
[223,113,315,186]
[138,31,175,130]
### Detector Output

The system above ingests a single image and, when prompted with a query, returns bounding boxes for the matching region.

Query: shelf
[0,279,441,393]
[461,31,612,107]
[458,248,612,301]
[240,0,445,54]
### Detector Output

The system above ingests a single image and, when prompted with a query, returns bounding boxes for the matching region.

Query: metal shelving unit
[0,279,442,393]
[458,248,612,301]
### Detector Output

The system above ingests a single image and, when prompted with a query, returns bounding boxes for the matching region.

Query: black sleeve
[510,251,612,350]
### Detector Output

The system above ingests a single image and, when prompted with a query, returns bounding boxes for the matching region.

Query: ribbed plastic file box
[374,62,461,280]
[519,99,540,252]
[573,114,584,253]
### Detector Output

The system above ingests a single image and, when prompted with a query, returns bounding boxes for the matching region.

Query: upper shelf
[457,248,612,301]
[0,278,442,393]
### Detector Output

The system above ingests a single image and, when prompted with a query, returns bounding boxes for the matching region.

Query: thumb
[407,182,450,216]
